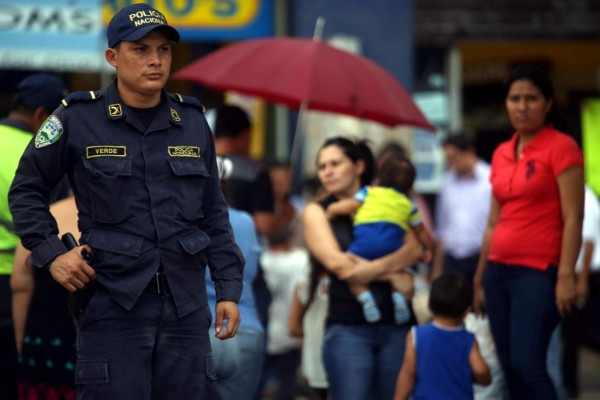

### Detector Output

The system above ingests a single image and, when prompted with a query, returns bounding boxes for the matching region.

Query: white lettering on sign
[0,1,106,72]
[0,5,98,34]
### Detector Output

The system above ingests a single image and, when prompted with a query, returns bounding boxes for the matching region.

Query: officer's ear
[33,107,50,131]
[105,48,118,68]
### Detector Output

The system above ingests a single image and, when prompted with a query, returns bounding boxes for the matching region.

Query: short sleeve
[409,204,422,227]
[549,134,583,177]
[353,186,369,203]
[296,274,309,305]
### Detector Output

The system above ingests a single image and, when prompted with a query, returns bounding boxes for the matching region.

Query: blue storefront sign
[0,0,109,72]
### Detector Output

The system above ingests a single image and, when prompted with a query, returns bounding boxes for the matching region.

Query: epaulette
[169,93,206,112]
[61,90,103,107]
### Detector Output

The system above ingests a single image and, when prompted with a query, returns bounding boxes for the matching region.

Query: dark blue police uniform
[9,80,244,399]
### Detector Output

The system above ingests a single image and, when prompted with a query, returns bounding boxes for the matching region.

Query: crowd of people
[0,3,598,400]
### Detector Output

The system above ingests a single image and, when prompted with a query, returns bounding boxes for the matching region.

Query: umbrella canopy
[172,37,434,130]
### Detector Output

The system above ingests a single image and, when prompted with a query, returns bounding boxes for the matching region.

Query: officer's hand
[49,245,96,292]
[214,301,240,340]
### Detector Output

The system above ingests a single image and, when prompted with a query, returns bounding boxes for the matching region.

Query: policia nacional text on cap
[107,3,180,48]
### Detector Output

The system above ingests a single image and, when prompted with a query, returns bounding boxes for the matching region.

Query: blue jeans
[209,328,265,400]
[322,324,410,400]
[484,262,560,400]
[74,286,219,399]
[547,325,565,399]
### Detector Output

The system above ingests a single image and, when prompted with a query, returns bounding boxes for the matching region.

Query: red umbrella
[172,37,434,131]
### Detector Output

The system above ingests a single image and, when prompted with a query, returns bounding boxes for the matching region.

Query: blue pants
[74,286,219,399]
[484,262,559,400]
[209,327,265,400]
[322,324,409,400]
[443,253,479,286]
[263,349,301,400]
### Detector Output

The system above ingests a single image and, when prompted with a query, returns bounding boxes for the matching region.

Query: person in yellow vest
[326,154,433,325]
[0,73,67,400]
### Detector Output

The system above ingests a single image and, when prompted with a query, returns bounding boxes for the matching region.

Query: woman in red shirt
[473,66,584,399]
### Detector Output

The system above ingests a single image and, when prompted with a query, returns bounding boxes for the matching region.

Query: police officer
[1,73,68,400]
[8,4,243,399]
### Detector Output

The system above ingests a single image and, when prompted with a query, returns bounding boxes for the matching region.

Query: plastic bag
[465,313,508,400]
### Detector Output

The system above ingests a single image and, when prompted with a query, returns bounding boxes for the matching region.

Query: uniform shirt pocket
[85,229,144,257]
[179,229,211,268]
[168,158,210,220]
[83,158,133,224]
[83,229,144,271]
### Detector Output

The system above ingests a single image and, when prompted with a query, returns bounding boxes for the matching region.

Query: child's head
[429,272,472,319]
[377,155,416,193]
[267,224,295,249]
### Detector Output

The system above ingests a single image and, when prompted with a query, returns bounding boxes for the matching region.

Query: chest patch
[168,146,201,158]
[86,146,127,158]
[35,115,63,148]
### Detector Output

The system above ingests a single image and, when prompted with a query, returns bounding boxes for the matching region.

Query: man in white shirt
[431,134,491,285]
[562,185,600,398]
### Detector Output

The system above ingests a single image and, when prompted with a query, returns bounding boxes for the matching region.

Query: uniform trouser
[73,285,220,400]
[484,262,559,400]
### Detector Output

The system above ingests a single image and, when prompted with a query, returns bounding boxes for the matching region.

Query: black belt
[144,268,170,297]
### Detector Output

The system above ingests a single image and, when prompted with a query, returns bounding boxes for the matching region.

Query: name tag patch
[86,146,127,158]
[168,146,201,158]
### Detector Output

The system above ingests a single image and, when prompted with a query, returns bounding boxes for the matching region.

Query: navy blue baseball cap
[107,3,180,48]
[14,73,67,111]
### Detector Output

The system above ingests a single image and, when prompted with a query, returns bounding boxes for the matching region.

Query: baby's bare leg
[346,270,381,322]
[348,282,370,297]
[386,271,414,324]
[387,271,415,300]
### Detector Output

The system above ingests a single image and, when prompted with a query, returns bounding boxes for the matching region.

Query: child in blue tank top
[394,273,491,400]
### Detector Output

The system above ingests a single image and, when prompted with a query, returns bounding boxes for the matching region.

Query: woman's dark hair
[305,257,327,311]
[505,65,571,133]
[428,272,472,318]
[318,136,376,186]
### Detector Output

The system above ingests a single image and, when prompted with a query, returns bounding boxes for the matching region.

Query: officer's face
[106,30,172,104]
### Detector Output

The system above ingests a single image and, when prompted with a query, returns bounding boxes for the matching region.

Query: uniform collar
[103,80,184,133]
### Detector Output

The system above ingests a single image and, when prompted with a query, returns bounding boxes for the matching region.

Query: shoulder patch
[169,93,205,112]
[35,115,63,148]
[61,90,102,107]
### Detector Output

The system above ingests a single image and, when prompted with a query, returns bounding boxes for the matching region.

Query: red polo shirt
[488,126,583,270]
